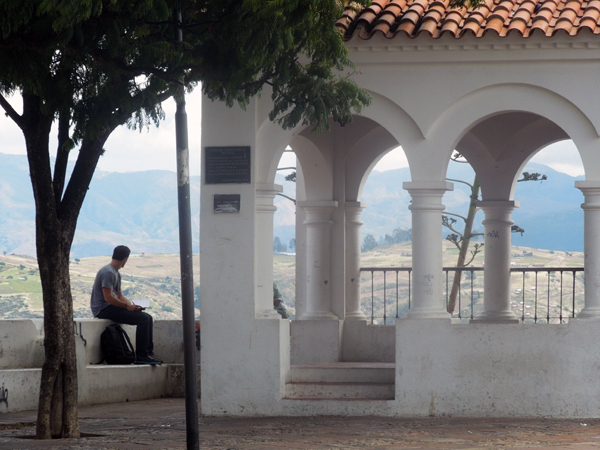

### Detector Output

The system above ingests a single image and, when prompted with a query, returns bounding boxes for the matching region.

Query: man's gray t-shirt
[90,263,121,317]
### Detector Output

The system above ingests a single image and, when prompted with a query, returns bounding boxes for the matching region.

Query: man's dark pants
[97,305,154,358]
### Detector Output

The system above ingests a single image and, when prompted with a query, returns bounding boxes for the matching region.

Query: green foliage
[519,172,547,183]
[1,0,371,150]
[273,236,287,253]
[362,234,378,252]
[392,228,412,243]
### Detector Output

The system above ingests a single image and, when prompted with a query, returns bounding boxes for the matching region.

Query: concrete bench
[0,319,44,369]
[0,319,200,413]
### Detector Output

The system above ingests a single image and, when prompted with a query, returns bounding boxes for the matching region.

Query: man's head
[112,245,131,262]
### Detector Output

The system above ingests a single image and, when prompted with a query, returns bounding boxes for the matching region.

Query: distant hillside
[273,160,585,252]
[0,152,585,257]
[355,161,584,252]
[0,153,199,258]
[0,253,200,320]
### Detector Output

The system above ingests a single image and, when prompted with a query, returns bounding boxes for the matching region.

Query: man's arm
[102,288,142,312]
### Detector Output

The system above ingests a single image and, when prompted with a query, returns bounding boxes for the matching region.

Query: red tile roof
[336,0,600,39]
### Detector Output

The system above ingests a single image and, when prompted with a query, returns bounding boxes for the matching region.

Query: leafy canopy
[0,0,373,137]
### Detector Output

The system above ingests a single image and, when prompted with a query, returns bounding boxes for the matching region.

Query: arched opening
[509,139,585,322]
[512,140,584,253]
[449,111,584,323]
[273,145,297,319]
[442,151,484,321]
[358,146,412,324]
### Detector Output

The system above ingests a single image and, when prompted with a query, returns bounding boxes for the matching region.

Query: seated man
[90,245,162,365]
[273,281,289,319]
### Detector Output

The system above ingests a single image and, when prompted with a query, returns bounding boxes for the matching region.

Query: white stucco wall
[199,29,600,419]
[396,318,600,418]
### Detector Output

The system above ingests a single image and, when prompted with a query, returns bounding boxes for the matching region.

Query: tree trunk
[18,94,110,439]
[36,244,79,439]
[447,176,480,314]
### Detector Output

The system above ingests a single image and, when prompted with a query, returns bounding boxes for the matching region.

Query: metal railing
[360,266,585,325]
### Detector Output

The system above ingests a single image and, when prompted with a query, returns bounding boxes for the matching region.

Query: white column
[472,200,519,323]
[576,181,600,318]
[298,201,338,320]
[255,183,282,319]
[345,202,367,320]
[403,182,452,319]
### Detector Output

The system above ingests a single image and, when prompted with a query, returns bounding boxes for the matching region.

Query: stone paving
[2,399,600,449]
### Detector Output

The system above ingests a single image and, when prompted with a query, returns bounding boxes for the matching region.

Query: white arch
[345,127,400,202]
[255,116,305,185]
[428,83,598,172]
[289,135,333,201]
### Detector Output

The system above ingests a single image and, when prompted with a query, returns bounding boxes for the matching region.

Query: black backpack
[100,324,136,364]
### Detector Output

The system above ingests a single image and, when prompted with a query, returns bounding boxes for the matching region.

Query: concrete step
[284,381,395,400]
[289,362,395,383]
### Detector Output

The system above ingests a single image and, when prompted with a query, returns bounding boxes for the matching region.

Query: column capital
[404,182,453,213]
[345,201,368,210]
[477,201,520,224]
[575,181,600,211]
[403,181,453,194]
[256,183,283,213]
[297,200,338,210]
[575,180,600,192]
[298,201,338,226]
[256,183,283,198]
[345,202,367,227]
[477,200,520,210]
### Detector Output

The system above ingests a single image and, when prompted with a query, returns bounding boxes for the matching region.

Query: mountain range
[356,161,585,252]
[0,152,585,257]
[0,153,199,258]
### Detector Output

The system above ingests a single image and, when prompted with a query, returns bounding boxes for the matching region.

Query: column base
[345,311,368,321]
[577,307,600,319]
[470,311,519,324]
[298,310,339,320]
[256,308,282,320]
[405,307,451,319]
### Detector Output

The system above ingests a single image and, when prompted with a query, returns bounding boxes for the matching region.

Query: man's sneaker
[134,355,162,365]
[149,354,163,364]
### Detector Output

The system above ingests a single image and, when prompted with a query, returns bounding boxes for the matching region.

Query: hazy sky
[0,90,204,176]
[0,91,584,178]
[372,141,584,177]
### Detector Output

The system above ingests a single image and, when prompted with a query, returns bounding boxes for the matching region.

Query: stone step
[284,381,395,400]
[289,362,395,383]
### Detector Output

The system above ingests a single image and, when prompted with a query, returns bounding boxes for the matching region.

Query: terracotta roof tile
[337,0,600,39]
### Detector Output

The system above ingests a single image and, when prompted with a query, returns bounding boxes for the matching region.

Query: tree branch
[0,93,24,129]
[443,211,468,223]
[446,178,473,188]
[53,110,71,206]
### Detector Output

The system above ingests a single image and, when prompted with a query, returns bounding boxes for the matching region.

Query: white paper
[132,298,150,308]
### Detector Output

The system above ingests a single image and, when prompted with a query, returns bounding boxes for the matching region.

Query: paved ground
[2,399,600,449]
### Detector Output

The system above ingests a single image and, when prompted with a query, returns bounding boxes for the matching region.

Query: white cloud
[372,146,408,172]
[1,93,585,180]
[0,90,203,176]
[371,141,585,178]
[528,140,584,177]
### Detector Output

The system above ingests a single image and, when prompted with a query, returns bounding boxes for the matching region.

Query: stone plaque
[205,146,251,184]
[214,194,241,213]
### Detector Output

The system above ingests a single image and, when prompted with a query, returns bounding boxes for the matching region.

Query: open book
[132,298,150,308]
